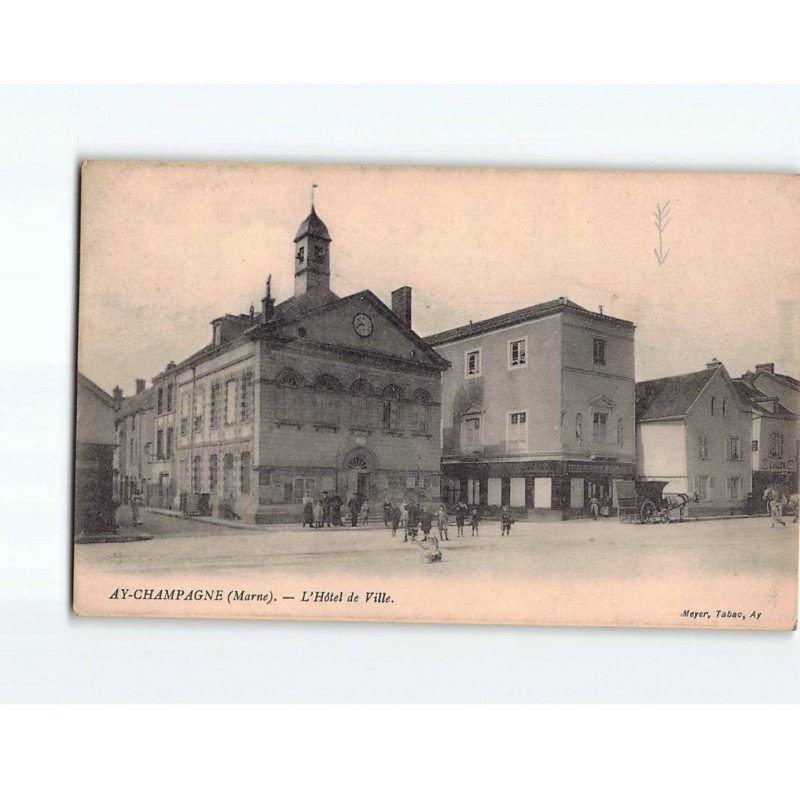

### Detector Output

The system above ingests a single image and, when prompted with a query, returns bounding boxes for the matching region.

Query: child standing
[455,501,467,537]
[500,505,512,536]
[470,506,480,537]
[313,498,324,529]
[436,503,449,541]
[390,503,401,537]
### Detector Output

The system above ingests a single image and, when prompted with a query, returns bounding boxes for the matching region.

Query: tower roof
[294,205,331,243]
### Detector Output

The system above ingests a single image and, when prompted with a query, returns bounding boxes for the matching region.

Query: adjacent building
[635,359,752,515]
[74,372,119,537]
[426,298,636,517]
[113,379,155,504]
[734,370,797,496]
[139,204,449,523]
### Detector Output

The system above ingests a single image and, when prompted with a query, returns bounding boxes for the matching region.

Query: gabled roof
[77,372,117,409]
[424,297,633,347]
[116,386,155,422]
[755,368,800,390]
[635,368,717,422]
[732,378,796,419]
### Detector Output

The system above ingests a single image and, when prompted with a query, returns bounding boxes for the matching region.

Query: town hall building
[150,203,449,523]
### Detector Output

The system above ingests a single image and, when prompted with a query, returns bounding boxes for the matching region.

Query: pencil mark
[653,201,670,266]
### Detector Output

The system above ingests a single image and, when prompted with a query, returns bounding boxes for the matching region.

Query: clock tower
[293,204,332,296]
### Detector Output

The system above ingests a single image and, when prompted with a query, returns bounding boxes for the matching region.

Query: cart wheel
[640,500,657,523]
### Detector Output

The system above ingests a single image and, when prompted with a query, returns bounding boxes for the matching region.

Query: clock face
[353,313,374,338]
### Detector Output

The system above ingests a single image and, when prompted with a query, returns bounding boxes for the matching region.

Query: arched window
[350,379,372,430]
[575,413,583,441]
[275,369,304,423]
[411,389,432,435]
[313,374,341,428]
[346,454,370,471]
[382,385,403,431]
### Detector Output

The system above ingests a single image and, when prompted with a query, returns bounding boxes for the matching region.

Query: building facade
[149,205,449,523]
[426,299,636,517]
[74,373,119,537]
[636,360,752,515]
[734,371,797,496]
[113,379,155,504]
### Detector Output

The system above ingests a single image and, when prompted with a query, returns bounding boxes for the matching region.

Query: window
[192,455,202,492]
[240,451,251,494]
[296,246,305,263]
[593,338,606,366]
[350,379,371,429]
[131,415,136,432]
[752,439,758,452]
[314,244,324,259]
[507,411,528,454]
[292,477,315,501]
[508,338,527,368]
[223,453,234,496]
[710,397,716,416]
[722,397,727,417]
[462,416,481,451]
[698,434,709,460]
[180,392,190,436]
[193,387,205,434]
[617,418,624,445]
[225,378,237,425]
[726,436,741,461]
[465,349,481,377]
[314,375,340,428]
[156,430,164,460]
[166,384,174,412]
[769,432,784,458]
[411,390,431,435]
[157,387,163,415]
[694,475,713,501]
[130,439,134,461]
[726,476,742,501]
[575,413,583,441]
[240,372,254,423]
[276,370,303,423]
[209,454,218,492]
[382,385,402,431]
[210,382,222,429]
[166,427,173,459]
[592,412,607,443]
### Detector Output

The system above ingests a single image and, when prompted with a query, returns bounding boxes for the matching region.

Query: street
[76,506,798,582]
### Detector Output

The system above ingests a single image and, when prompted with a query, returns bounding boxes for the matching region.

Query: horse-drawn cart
[613,480,691,524]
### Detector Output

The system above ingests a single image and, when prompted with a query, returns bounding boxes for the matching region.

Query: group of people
[763,487,798,527]
[302,493,520,539]
[302,492,373,529]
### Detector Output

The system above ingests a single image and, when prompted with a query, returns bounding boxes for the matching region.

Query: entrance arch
[342,447,377,500]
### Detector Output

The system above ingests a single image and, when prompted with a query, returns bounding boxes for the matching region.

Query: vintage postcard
[73,161,799,629]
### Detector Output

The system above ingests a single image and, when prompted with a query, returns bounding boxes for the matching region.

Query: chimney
[756,362,775,374]
[135,378,145,395]
[112,386,123,402]
[249,304,255,323]
[392,286,412,328]
[706,358,722,370]
[261,276,275,322]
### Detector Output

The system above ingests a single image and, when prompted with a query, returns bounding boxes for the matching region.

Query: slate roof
[757,369,800,389]
[115,386,155,421]
[294,206,331,243]
[424,297,633,347]
[733,378,795,419]
[77,372,117,408]
[635,367,717,422]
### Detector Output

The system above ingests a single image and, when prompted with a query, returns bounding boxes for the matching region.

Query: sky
[77,162,799,396]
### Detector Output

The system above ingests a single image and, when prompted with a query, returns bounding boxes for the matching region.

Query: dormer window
[296,246,305,263]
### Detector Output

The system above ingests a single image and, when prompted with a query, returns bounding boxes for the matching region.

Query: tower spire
[310,183,318,209]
